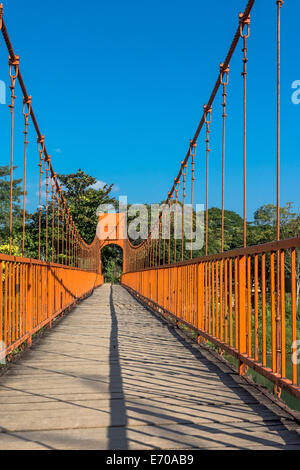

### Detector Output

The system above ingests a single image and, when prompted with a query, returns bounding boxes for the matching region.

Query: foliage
[0,243,21,256]
[12,169,119,260]
[0,165,23,246]
[101,245,123,283]
[251,203,300,307]
[57,169,117,244]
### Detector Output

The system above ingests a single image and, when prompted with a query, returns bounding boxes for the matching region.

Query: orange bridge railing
[0,6,104,361]
[122,237,300,402]
[0,254,103,361]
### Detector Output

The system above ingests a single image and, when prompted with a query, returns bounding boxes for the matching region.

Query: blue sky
[0,0,299,219]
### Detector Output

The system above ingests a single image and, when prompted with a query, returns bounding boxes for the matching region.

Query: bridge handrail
[122,236,300,402]
[0,254,103,361]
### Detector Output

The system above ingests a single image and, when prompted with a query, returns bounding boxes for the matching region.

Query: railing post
[238,254,247,375]
[48,264,52,328]
[26,262,33,346]
[197,263,203,344]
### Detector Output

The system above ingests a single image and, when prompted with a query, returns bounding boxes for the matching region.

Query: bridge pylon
[97,212,128,273]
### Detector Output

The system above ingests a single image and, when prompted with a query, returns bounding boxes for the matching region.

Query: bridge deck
[0,284,300,450]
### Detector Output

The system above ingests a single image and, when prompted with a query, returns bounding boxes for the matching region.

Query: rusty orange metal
[1,0,298,409]
[0,254,103,361]
[122,237,300,402]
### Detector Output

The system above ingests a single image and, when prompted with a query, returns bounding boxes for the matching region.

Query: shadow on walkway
[124,287,300,449]
[108,285,128,450]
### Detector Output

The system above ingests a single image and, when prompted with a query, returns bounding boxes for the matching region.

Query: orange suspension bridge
[0,0,300,450]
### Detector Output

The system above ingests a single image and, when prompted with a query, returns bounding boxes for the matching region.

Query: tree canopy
[58,169,116,244]
[0,165,23,249]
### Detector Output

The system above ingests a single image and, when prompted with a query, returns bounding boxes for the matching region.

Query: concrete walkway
[0,284,300,450]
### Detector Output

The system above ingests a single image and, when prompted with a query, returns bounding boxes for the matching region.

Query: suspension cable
[204,105,212,256]
[22,95,31,255]
[51,175,55,262]
[45,155,50,261]
[239,12,250,248]
[8,54,19,255]
[181,161,188,261]
[174,179,180,263]
[190,140,197,258]
[220,63,229,252]
[37,135,45,259]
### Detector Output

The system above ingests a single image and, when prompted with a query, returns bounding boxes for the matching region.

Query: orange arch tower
[97,212,148,273]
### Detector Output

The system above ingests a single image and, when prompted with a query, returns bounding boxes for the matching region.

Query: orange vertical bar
[196,264,200,331]
[234,257,238,349]
[180,267,183,321]
[176,267,179,318]
[48,265,52,328]
[21,264,25,337]
[216,261,219,339]
[224,259,228,344]
[238,255,247,374]
[175,266,178,318]
[19,263,22,337]
[188,266,191,324]
[192,265,195,326]
[181,266,184,320]
[220,260,224,341]
[4,262,8,349]
[280,250,285,378]
[170,268,173,314]
[8,262,12,347]
[33,265,36,329]
[200,263,204,332]
[23,263,27,337]
[208,262,212,333]
[194,265,198,327]
[181,267,184,322]
[247,255,252,357]
[291,248,297,384]
[183,267,186,322]
[182,267,185,322]
[15,263,19,342]
[191,265,194,324]
[174,267,177,317]
[172,268,175,316]
[208,262,212,335]
[182,266,187,320]
[0,262,3,349]
[192,265,195,325]
[229,258,233,346]
[204,263,207,331]
[185,266,188,322]
[34,265,38,330]
[270,251,276,373]
[262,253,266,367]
[187,266,189,323]
[168,268,171,313]
[190,265,193,324]
[12,262,16,343]
[40,266,43,324]
[276,249,282,377]
[254,254,259,361]
[26,262,32,346]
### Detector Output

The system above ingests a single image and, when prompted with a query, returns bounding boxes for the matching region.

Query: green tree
[22,169,117,260]
[101,245,123,283]
[58,169,117,244]
[0,165,23,248]
[252,203,300,308]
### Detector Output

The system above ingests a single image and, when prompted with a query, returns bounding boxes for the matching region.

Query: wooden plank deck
[0,283,300,450]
